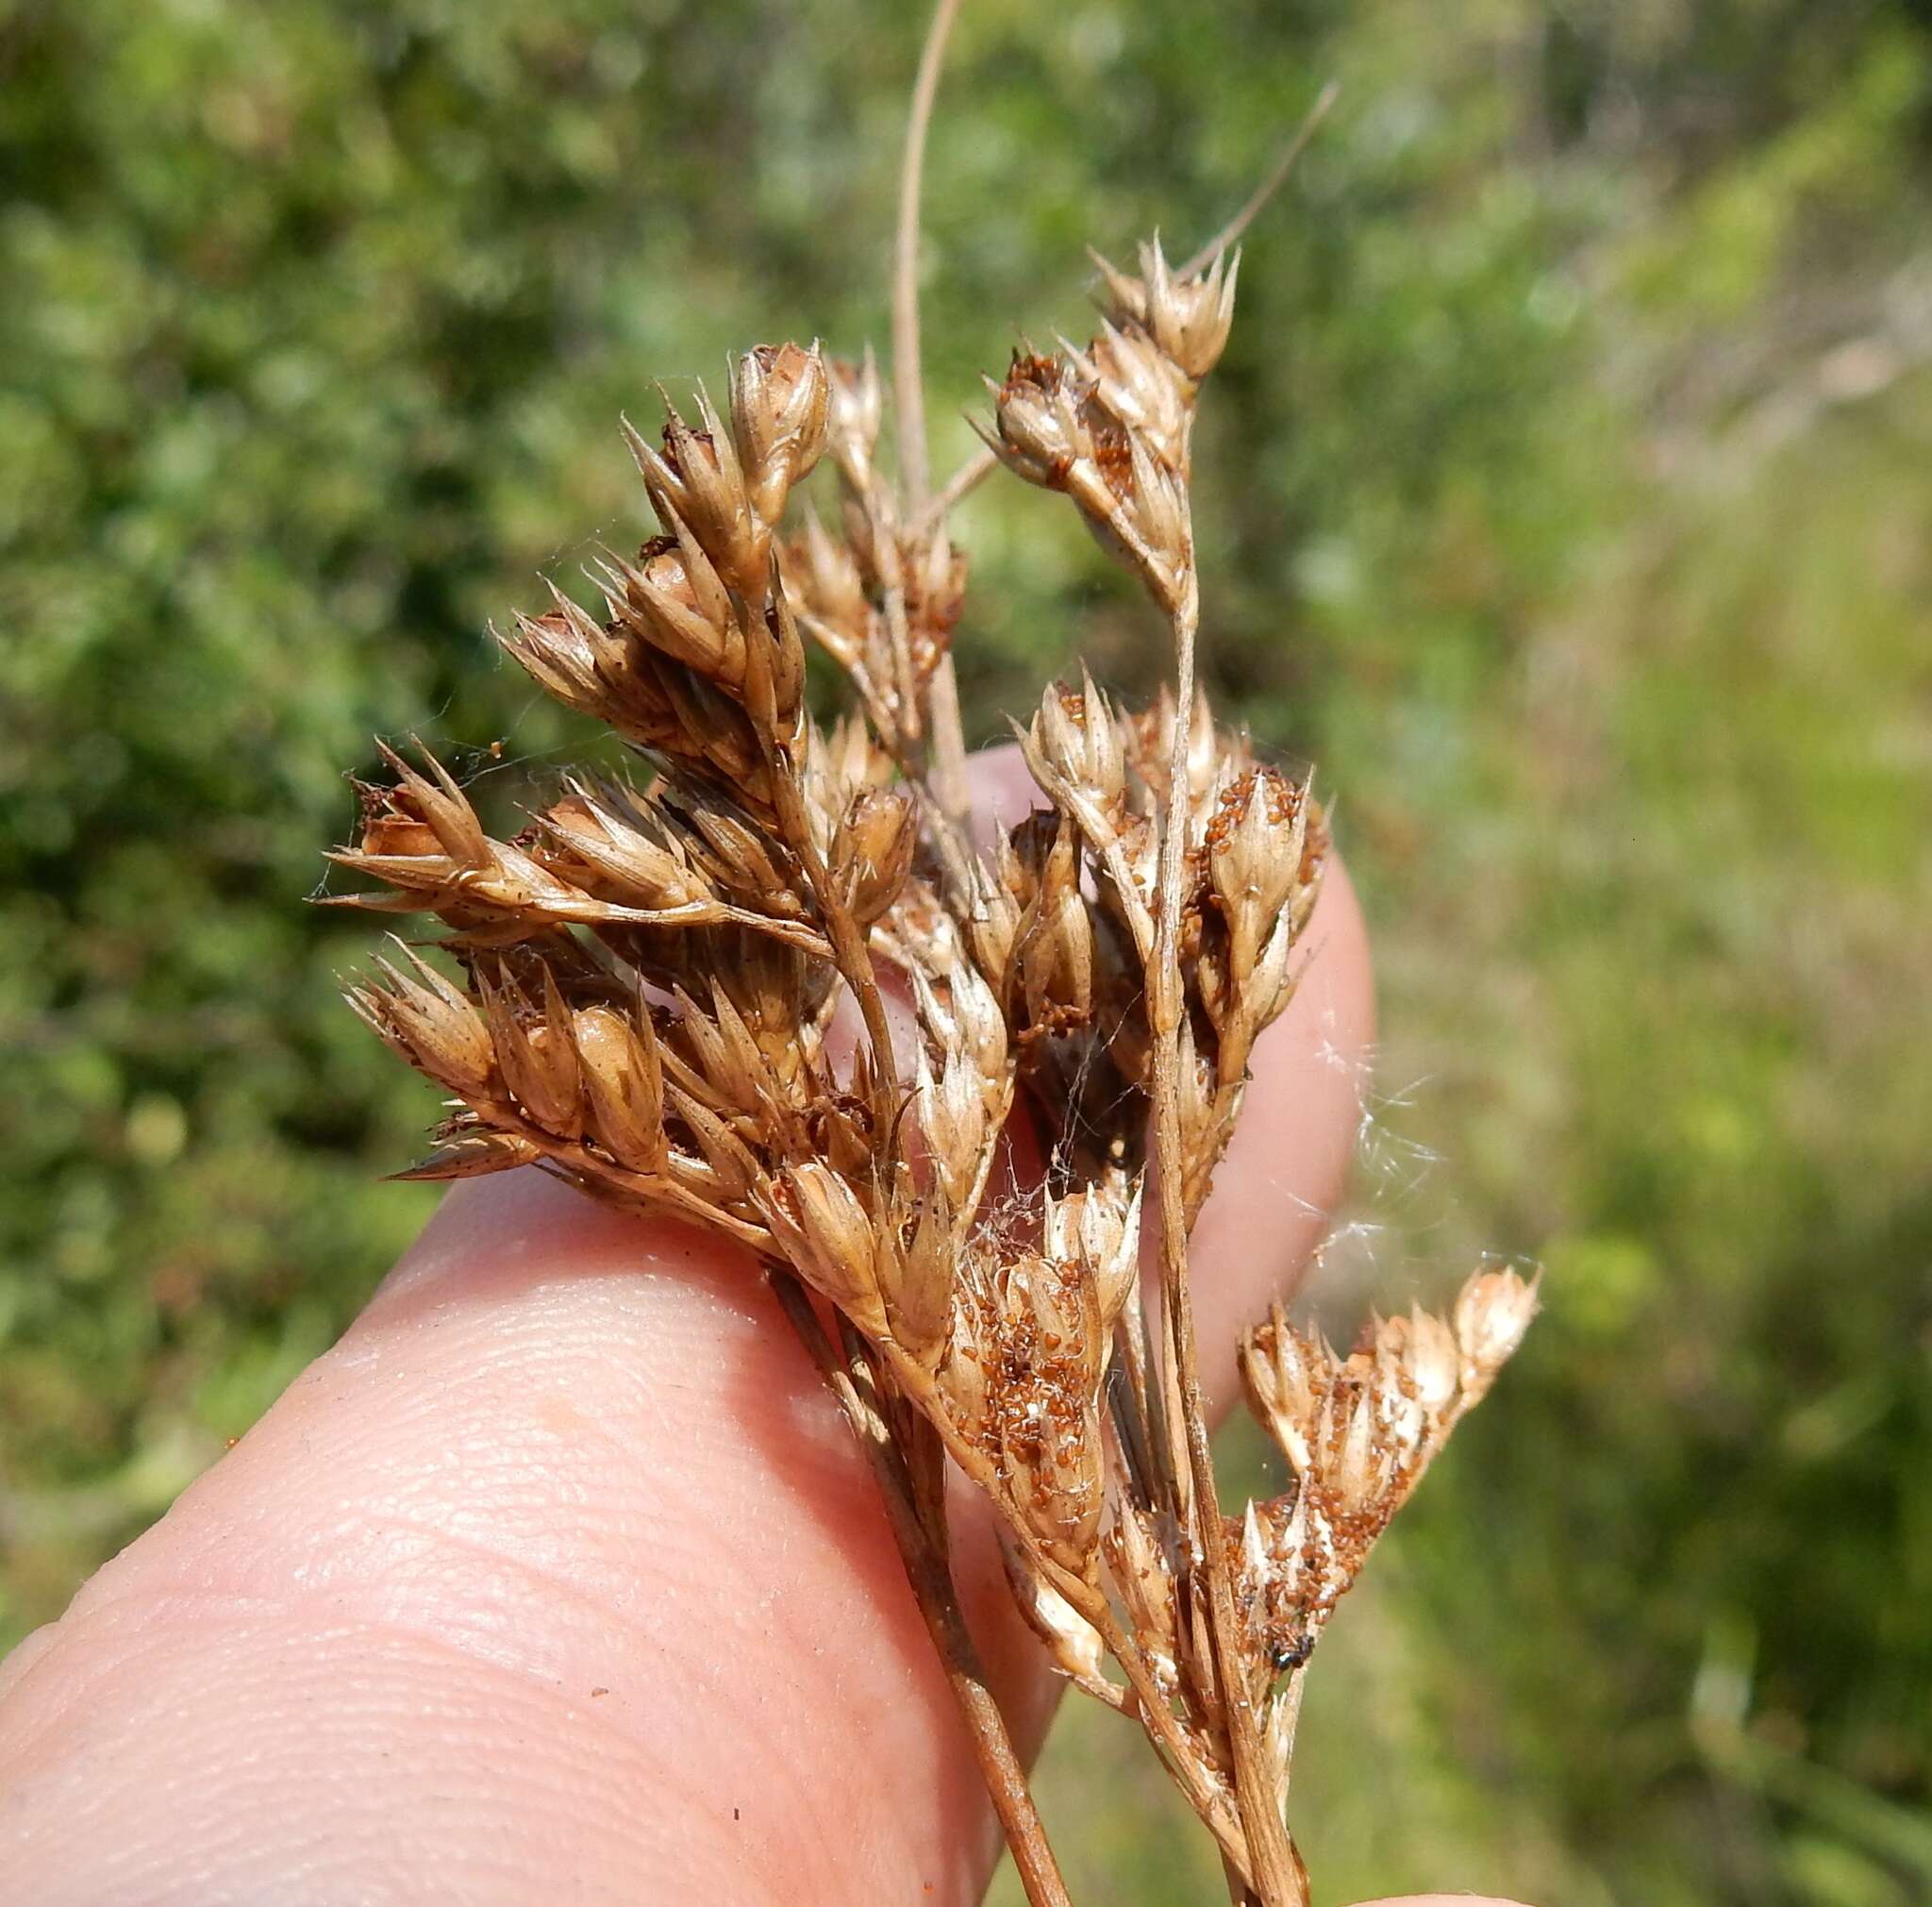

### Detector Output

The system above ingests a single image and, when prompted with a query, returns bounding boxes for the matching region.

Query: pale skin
[0,751,1529,1905]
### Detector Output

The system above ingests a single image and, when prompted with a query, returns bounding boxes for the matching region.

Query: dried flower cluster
[328,46,1533,1906]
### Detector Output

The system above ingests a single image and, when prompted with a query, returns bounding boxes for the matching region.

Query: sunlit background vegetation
[4,1,1929,1900]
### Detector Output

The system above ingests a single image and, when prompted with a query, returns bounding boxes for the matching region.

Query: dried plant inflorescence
[326,23,1527,1904]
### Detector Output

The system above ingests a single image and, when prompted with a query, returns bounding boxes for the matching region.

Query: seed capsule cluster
[332,229,1532,1906]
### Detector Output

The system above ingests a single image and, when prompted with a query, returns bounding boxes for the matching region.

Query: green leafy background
[3,2,1928,1900]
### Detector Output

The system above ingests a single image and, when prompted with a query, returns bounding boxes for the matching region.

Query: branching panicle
[328,70,1528,1907]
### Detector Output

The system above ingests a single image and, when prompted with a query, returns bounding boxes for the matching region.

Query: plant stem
[893,0,974,822]
[875,1334,1254,1882]
[892,0,962,512]
[915,443,998,535]
[1175,80,1341,279]
[1222,1857,1264,1907]
[770,1272,1072,1907]
[924,645,973,825]
[1147,594,1306,1907]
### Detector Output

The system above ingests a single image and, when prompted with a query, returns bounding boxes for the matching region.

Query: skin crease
[0,748,1528,1907]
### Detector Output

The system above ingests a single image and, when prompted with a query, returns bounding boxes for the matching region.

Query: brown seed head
[1454,1263,1541,1399]
[532,783,710,913]
[788,507,871,656]
[1065,319,1192,472]
[573,1003,668,1175]
[360,740,489,867]
[763,1162,887,1337]
[883,1187,956,1368]
[625,390,769,598]
[1089,235,1241,381]
[985,353,1092,490]
[1042,1176,1144,1336]
[914,1046,987,1210]
[345,945,498,1100]
[1382,1303,1461,1416]
[831,784,917,928]
[731,341,829,522]
[1012,818,1097,1036]
[903,530,968,676]
[1241,1303,1337,1475]
[1031,675,1126,816]
[605,526,746,687]
[1208,765,1308,997]
[478,960,584,1140]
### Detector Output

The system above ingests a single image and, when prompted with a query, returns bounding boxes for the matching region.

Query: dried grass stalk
[327,17,1533,1904]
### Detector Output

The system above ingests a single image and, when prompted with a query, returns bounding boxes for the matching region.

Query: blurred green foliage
[3,1,1928,1901]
